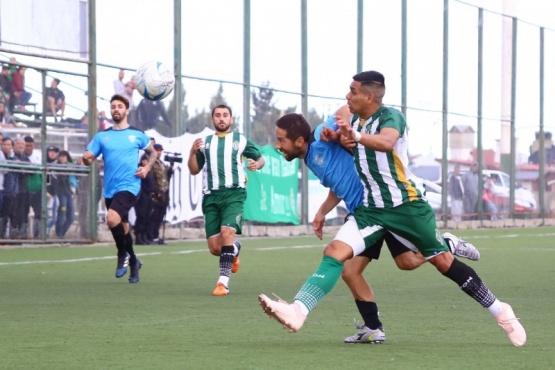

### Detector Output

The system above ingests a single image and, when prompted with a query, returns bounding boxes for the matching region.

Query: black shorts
[357,232,414,260]
[105,191,138,223]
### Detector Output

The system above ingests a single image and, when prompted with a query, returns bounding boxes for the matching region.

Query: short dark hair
[23,136,34,143]
[211,104,232,117]
[353,71,385,85]
[275,113,311,142]
[110,94,130,109]
[54,78,61,85]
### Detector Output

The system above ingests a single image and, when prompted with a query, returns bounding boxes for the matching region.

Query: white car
[418,170,537,214]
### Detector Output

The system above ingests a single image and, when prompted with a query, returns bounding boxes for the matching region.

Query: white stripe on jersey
[355,116,425,208]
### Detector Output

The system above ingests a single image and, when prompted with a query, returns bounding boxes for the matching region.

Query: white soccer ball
[133,61,175,101]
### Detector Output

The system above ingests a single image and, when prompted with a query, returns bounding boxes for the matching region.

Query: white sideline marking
[0,245,324,267]
[1,232,553,267]
[0,252,162,266]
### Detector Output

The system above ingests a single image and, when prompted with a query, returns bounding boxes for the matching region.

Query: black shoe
[128,258,142,283]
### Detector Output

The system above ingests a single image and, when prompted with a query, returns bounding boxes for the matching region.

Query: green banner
[244,145,299,225]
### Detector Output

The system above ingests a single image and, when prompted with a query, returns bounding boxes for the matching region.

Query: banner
[145,132,299,225]
[243,145,299,224]
[0,0,89,60]
[145,128,213,225]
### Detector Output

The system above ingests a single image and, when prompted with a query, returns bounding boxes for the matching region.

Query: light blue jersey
[87,127,150,198]
[304,116,363,213]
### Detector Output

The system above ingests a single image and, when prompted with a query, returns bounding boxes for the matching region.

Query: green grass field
[1,227,554,369]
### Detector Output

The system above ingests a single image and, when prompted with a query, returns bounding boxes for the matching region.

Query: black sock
[442,258,497,308]
[110,223,126,257]
[355,300,382,330]
[219,246,234,278]
[124,233,137,265]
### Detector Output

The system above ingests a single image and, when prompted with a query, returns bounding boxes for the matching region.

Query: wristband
[353,131,362,142]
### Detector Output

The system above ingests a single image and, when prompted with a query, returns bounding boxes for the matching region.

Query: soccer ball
[133,61,175,101]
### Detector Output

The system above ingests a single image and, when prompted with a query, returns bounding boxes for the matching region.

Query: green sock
[293,255,343,312]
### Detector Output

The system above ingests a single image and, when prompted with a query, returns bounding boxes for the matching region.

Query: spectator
[46,78,66,122]
[134,154,156,245]
[483,175,498,221]
[7,57,18,79]
[147,143,173,244]
[22,136,42,238]
[136,99,171,131]
[123,81,135,110]
[98,111,113,130]
[462,162,480,220]
[448,164,464,222]
[74,114,88,130]
[113,69,126,96]
[0,101,15,128]
[0,137,22,238]
[0,65,12,103]
[0,138,5,235]
[46,146,60,235]
[13,137,29,237]
[11,66,32,109]
[52,150,76,238]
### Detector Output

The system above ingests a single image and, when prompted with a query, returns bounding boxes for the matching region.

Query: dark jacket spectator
[136,99,171,131]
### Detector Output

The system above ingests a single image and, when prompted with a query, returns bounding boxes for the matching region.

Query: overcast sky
[3,0,555,161]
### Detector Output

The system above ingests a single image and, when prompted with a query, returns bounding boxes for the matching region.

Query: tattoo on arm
[144,145,157,168]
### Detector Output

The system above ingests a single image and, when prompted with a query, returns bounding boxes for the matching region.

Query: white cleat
[443,232,480,261]
[258,294,306,333]
[495,302,526,347]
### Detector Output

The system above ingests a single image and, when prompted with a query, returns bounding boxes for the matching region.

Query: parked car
[482,170,537,213]
[420,170,537,214]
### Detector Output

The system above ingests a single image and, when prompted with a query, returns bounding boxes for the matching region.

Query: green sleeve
[195,151,205,168]
[243,137,262,160]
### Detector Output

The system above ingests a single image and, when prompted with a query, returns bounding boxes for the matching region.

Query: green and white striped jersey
[352,106,425,208]
[196,131,261,194]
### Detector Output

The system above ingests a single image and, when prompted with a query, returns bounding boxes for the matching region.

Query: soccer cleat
[495,302,526,347]
[258,294,306,333]
[212,282,229,296]
[344,322,386,344]
[115,253,130,278]
[443,232,480,261]
[232,240,241,273]
[128,258,142,284]
[232,256,240,273]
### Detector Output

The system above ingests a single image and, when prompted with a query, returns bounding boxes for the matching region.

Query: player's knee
[220,226,235,241]
[395,259,419,270]
[323,241,353,262]
[208,246,220,256]
[341,267,356,282]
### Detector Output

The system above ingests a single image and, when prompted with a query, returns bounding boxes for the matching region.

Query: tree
[185,83,239,134]
[250,81,326,145]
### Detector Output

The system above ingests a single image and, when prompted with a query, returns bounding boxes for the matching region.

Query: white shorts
[334,215,419,257]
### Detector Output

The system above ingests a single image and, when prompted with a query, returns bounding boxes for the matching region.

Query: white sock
[487,299,503,317]
[294,300,310,316]
[218,276,230,287]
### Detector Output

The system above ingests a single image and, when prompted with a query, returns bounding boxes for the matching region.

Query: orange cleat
[231,256,240,273]
[212,282,229,296]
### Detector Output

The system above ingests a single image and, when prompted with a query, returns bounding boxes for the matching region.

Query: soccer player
[271,110,479,343]
[259,71,526,347]
[82,94,157,283]
[188,104,265,296]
